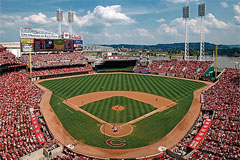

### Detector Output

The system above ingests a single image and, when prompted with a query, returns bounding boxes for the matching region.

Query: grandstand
[1,0,239,158]
[0,47,239,159]
[133,59,213,80]
[21,52,92,79]
[172,68,239,160]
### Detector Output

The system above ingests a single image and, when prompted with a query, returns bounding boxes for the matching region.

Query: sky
[0,0,240,45]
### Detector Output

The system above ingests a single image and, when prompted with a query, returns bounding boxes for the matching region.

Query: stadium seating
[152,153,174,160]
[50,147,89,160]
[50,147,174,160]
[0,60,238,159]
[133,59,213,79]
[172,68,240,160]
[31,65,92,77]
[0,70,56,159]
[22,52,87,68]
[0,52,22,67]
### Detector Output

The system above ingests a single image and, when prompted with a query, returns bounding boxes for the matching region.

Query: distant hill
[102,42,240,50]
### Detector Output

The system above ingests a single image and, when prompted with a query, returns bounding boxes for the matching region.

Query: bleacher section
[22,53,87,68]
[134,59,213,79]
[172,68,240,160]
[0,51,238,159]
[0,52,22,67]
[31,65,92,77]
[0,71,57,160]
[20,52,92,77]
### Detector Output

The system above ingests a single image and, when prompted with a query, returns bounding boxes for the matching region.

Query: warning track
[35,73,212,158]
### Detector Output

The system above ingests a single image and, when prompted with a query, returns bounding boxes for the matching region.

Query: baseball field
[39,73,205,149]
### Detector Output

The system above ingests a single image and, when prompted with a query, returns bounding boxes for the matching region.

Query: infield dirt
[35,73,213,158]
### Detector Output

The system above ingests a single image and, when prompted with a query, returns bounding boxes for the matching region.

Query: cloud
[156,13,229,37]
[234,16,240,24]
[0,30,6,35]
[233,4,240,25]
[137,28,154,38]
[205,13,229,29]
[233,4,240,14]
[74,11,95,27]
[94,5,133,22]
[220,2,229,8]
[0,14,27,27]
[103,30,121,40]
[156,18,165,23]
[74,5,135,27]
[23,13,51,24]
[157,23,178,35]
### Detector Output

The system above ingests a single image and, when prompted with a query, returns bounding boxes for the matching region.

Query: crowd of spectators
[152,153,174,160]
[22,53,87,68]
[50,148,174,160]
[1,51,238,160]
[0,70,56,160]
[197,68,240,159]
[172,112,212,156]
[51,147,91,160]
[0,52,22,67]
[31,65,92,77]
[133,59,213,79]
[171,68,240,160]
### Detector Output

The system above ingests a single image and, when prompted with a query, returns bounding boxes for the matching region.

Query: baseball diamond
[36,73,211,158]
[1,1,239,159]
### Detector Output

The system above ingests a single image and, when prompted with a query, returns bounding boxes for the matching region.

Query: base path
[67,91,174,109]
[64,91,176,137]
[35,74,213,158]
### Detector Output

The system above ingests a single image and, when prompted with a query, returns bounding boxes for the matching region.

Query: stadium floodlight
[183,6,190,19]
[183,1,190,60]
[198,2,206,61]
[57,8,63,36]
[198,2,206,17]
[68,11,74,37]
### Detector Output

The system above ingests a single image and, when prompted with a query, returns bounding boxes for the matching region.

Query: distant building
[83,45,114,52]
[0,42,20,57]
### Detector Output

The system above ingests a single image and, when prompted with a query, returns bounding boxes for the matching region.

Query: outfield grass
[40,73,205,149]
[81,96,156,123]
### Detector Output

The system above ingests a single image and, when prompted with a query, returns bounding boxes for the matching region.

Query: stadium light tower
[68,10,74,38]
[57,8,63,36]
[183,1,190,60]
[198,2,206,61]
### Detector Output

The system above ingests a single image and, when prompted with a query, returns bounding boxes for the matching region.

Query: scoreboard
[64,40,74,51]
[20,28,83,52]
[21,39,79,52]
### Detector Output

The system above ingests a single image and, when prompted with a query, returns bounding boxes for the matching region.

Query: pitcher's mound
[100,123,133,137]
[112,105,125,111]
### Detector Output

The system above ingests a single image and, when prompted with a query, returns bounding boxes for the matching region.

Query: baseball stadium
[0,1,240,160]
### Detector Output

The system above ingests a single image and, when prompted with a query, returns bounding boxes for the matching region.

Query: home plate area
[100,123,133,138]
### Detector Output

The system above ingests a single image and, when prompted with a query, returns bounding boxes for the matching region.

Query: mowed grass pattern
[81,96,156,123]
[40,74,204,100]
[40,73,206,149]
